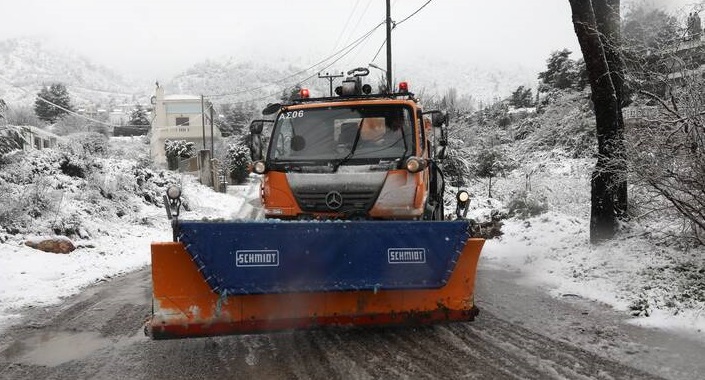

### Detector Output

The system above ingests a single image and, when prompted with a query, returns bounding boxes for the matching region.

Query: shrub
[507,191,549,219]
[65,132,109,156]
[225,142,251,184]
[165,139,196,159]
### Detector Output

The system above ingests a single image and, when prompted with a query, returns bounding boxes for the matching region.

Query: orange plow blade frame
[145,239,484,339]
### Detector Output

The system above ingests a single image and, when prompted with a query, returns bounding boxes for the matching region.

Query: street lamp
[368,63,387,75]
[368,63,389,92]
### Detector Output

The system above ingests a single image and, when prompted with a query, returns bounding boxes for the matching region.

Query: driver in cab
[359,117,400,147]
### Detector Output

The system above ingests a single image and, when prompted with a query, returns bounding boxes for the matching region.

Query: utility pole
[386,0,393,92]
[200,95,206,150]
[318,72,344,96]
[209,103,214,153]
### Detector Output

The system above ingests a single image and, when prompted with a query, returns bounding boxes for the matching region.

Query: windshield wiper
[332,121,363,172]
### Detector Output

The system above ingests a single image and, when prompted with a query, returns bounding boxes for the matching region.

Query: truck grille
[293,190,379,212]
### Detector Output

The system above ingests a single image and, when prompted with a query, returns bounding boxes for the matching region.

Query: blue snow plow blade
[175,220,471,295]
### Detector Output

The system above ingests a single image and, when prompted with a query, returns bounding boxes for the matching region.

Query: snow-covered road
[4,263,700,379]
[1,170,704,379]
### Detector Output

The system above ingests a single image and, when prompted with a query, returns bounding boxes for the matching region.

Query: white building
[2,125,61,151]
[149,85,222,166]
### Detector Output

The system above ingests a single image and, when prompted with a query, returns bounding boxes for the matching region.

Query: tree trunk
[593,0,628,218]
[568,0,622,243]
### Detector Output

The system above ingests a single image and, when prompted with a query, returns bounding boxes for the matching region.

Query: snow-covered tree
[0,126,24,155]
[34,83,73,124]
[538,49,583,92]
[509,86,534,108]
[127,104,151,127]
[224,141,251,184]
[628,74,705,244]
[475,146,515,198]
[217,103,256,137]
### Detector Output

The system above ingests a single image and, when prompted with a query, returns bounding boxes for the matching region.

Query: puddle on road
[14,331,110,367]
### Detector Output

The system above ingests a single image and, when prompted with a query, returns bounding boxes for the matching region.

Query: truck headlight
[457,190,470,204]
[405,157,426,173]
[166,185,182,200]
[253,161,267,174]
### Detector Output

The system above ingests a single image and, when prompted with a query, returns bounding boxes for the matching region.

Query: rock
[24,236,76,254]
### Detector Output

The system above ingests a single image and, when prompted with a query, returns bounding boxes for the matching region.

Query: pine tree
[509,86,534,108]
[34,83,73,124]
[538,49,580,92]
[128,104,151,127]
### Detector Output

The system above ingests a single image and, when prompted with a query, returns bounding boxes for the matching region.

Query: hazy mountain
[166,55,539,110]
[164,58,304,105]
[0,38,148,108]
[0,36,540,114]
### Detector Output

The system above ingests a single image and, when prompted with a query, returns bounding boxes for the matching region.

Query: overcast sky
[0,0,697,81]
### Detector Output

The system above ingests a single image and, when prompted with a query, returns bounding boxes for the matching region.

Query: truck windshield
[268,105,414,163]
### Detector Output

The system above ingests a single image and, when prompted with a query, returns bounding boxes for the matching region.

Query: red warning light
[398,81,409,93]
[299,88,310,98]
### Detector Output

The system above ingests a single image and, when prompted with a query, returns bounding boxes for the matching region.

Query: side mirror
[262,103,281,116]
[431,112,448,128]
[249,134,263,161]
[248,119,274,161]
[250,120,264,134]
[290,135,306,151]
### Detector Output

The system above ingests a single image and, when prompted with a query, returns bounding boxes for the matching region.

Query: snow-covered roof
[164,94,201,101]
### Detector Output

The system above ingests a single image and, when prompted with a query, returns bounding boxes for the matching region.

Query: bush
[165,139,196,159]
[443,142,472,187]
[507,191,549,219]
[65,132,109,156]
[225,142,251,184]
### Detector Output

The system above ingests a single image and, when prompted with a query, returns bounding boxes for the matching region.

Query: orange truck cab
[249,67,450,221]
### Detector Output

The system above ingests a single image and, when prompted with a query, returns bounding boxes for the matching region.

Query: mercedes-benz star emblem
[325,191,343,210]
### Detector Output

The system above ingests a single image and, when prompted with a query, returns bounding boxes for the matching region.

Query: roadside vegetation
[435,2,704,321]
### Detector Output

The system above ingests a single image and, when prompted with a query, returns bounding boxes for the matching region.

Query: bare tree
[620,3,705,244]
[628,72,705,245]
[568,0,627,243]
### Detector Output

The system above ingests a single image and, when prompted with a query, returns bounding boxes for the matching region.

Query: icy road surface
[1,264,703,380]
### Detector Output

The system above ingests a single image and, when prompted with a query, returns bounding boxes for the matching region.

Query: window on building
[175,117,190,126]
[34,137,42,149]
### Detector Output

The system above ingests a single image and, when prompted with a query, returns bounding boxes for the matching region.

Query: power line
[0,75,157,128]
[370,36,387,64]
[396,0,432,27]
[213,22,384,107]
[344,0,375,49]
[206,20,385,98]
[370,0,433,65]
[216,1,433,108]
[0,76,115,127]
[331,0,362,52]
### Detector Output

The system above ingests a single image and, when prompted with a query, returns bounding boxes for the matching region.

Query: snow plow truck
[145,68,484,339]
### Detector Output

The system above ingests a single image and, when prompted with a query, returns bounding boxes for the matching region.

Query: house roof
[164,95,201,101]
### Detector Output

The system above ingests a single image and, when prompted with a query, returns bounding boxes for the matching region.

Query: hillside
[448,89,705,332]
[0,36,539,113]
[166,55,538,109]
[0,38,147,107]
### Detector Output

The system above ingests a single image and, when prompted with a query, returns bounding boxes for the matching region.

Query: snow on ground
[0,159,254,332]
[470,156,705,338]
[0,214,165,329]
